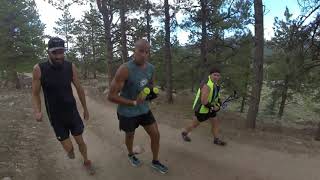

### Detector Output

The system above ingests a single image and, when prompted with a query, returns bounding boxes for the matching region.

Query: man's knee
[126,132,135,139]
[77,140,86,147]
[60,137,71,143]
[192,122,200,128]
[74,135,86,146]
[60,138,73,150]
[211,117,219,125]
[211,116,219,121]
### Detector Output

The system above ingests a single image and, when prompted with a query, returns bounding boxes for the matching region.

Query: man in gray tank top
[108,39,168,174]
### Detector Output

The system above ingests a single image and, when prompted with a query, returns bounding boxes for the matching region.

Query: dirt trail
[39,91,320,180]
[1,88,320,180]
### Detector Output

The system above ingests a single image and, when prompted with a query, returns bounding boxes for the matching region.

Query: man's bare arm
[32,64,43,121]
[71,64,88,111]
[72,64,89,120]
[200,85,210,105]
[32,65,41,113]
[107,64,136,106]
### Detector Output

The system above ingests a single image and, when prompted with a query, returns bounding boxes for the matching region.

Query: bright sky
[35,0,302,44]
[263,0,301,38]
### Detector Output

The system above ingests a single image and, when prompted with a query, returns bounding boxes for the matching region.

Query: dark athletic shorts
[117,111,156,133]
[195,111,217,122]
[49,109,84,141]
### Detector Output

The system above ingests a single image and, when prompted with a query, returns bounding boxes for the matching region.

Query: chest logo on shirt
[140,79,148,87]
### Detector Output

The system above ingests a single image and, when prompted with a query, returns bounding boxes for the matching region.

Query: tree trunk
[145,0,151,43]
[106,25,114,85]
[91,26,97,79]
[5,68,20,89]
[66,35,69,51]
[81,40,87,79]
[164,0,173,103]
[246,0,264,129]
[145,0,152,60]
[0,70,5,79]
[315,122,320,141]
[200,0,208,79]
[105,22,114,85]
[83,57,88,79]
[120,0,128,63]
[278,75,289,118]
[240,96,246,113]
[191,68,194,93]
[84,65,88,79]
[268,89,279,115]
[13,71,20,89]
[65,24,69,51]
[240,75,249,113]
[93,71,97,79]
[97,0,114,85]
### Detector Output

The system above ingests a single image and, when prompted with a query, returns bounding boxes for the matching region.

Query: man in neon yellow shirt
[181,68,226,146]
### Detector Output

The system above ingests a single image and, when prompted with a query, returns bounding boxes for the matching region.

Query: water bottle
[152,87,160,94]
[139,87,150,99]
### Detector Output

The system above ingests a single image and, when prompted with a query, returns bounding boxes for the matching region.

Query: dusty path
[1,88,320,180]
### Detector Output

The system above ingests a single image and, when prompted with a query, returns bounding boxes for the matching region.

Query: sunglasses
[51,49,65,55]
[138,49,149,54]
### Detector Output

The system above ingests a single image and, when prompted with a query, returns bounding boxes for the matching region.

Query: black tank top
[39,60,77,122]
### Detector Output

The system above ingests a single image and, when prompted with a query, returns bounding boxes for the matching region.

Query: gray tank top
[117,59,154,117]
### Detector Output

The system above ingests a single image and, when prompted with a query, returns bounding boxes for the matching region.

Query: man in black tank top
[31,37,95,175]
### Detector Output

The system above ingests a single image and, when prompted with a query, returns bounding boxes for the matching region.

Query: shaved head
[133,39,150,66]
[135,39,150,50]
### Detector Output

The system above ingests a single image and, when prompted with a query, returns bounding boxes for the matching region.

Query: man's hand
[135,96,145,105]
[211,106,220,112]
[83,108,89,121]
[34,112,43,122]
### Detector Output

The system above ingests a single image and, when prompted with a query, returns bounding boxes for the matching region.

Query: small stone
[2,177,12,180]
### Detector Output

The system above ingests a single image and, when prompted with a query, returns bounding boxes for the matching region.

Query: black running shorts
[117,111,156,133]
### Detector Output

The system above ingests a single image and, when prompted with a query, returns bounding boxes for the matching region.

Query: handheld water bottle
[139,87,151,99]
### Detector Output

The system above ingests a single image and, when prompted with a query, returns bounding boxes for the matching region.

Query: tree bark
[11,69,20,89]
[240,74,249,113]
[246,0,264,129]
[91,25,97,79]
[240,96,246,113]
[145,0,151,43]
[200,0,208,80]
[97,0,114,85]
[120,0,128,63]
[267,89,278,115]
[278,75,289,118]
[191,68,194,93]
[164,0,173,103]
[315,122,320,141]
